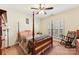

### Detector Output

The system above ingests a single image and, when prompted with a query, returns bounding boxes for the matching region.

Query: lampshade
[39,10,44,14]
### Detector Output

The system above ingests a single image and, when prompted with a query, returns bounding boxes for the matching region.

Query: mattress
[26,34,51,42]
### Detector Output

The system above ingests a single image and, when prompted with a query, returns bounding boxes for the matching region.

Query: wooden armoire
[0,9,6,55]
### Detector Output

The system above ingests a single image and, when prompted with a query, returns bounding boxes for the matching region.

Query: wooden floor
[2,40,76,55]
[44,40,76,55]
[2,45,25,55]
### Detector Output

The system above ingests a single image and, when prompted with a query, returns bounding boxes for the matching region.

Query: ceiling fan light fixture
[39,10,44,14]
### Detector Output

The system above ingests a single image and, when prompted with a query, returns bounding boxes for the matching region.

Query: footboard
[33,37,53,55]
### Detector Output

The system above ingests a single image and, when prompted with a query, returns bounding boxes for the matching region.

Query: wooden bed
[76,30,79,54]
[17,30,53,55]
[17,12,53,55]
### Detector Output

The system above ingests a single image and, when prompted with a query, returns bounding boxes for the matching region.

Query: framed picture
[26,18,29,24]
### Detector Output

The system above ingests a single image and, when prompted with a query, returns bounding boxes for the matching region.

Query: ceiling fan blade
[31,8,39,10]
[45,7,54,10]
[36,12,39,15]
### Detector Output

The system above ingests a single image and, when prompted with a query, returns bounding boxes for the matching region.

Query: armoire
[0,9,7,55]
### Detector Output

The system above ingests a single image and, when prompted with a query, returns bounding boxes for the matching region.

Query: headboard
[76,30,79,39]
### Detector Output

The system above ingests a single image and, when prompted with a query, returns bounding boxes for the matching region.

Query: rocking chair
[60,31,76,48]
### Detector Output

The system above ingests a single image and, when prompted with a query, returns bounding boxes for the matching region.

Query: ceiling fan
[31,4,54,15]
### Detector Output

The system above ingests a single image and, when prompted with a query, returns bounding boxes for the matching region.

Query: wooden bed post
[32,11,35,54]
[33,11,35,43]
[17,21,21,41]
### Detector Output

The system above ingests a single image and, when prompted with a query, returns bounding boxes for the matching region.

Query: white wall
[40,7,79,35]
[7,10,26,46]
[0,5,40,47]
[35,18,40,33]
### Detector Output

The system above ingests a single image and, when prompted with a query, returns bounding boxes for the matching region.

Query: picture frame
[26,18,29,24]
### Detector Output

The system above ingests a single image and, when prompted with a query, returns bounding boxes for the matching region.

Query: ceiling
[0,4,79,18]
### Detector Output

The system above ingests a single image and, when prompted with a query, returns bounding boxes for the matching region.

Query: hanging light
[38,10,44,14]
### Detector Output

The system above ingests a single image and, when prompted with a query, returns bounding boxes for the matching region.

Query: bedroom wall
[0,5,40,47]
[40,6,79,35]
